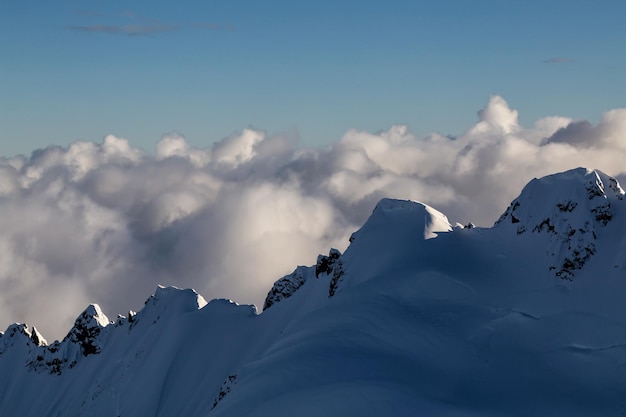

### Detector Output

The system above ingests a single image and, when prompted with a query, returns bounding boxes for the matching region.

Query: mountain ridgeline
[2,167,626,416]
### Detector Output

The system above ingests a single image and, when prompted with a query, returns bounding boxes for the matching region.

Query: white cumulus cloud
[1,96,626,340]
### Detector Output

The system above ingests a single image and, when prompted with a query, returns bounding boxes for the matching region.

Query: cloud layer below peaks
[1,96,625,339]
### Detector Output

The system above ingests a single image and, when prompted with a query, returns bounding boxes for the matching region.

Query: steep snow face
[336,198,452,293]
[138,285,208,324]
[496,168,625,279]
[352,198,453,242]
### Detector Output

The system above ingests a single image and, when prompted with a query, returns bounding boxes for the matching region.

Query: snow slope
[3,167,626,416]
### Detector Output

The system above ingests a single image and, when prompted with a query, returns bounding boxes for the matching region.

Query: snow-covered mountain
[3,167,626,416]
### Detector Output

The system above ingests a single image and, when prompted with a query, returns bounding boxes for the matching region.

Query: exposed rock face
[212,374,237,410]
[64,304,110,357]
[263,249,344,310]
[316,249,341,278]
[263,265,311,311]
[496,168,625,279]
[315,248,345,298]
[327,259,345,298]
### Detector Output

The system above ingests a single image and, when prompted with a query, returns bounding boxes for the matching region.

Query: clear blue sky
[2,0,625,157]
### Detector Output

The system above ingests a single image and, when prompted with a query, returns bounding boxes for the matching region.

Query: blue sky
[2,0,625,157]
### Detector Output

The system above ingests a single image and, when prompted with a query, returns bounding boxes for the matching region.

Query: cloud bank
[2,96,626,339]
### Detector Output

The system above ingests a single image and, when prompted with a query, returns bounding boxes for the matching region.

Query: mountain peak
[351,198,452,243]
[0,323,48,355]
[61,303,111,357]
[134,285,208,327]
[496,167,624,279]
[75,304,110,330]
[145,285,208,312]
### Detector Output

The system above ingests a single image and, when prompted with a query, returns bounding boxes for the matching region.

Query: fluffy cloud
[2,96,626,339]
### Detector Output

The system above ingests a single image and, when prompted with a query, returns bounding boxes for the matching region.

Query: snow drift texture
[3,167,626,416]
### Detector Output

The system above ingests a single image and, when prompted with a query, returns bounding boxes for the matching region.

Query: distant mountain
[3,168,626,416]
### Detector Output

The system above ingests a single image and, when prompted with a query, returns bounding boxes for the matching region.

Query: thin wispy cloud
[543,57,575,64]
[68,23,180,36]
[192,22,236,31]
[73,10,107,18]
[68,10,180,36]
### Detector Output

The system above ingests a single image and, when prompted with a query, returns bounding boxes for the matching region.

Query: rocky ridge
[496,168,624,279]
